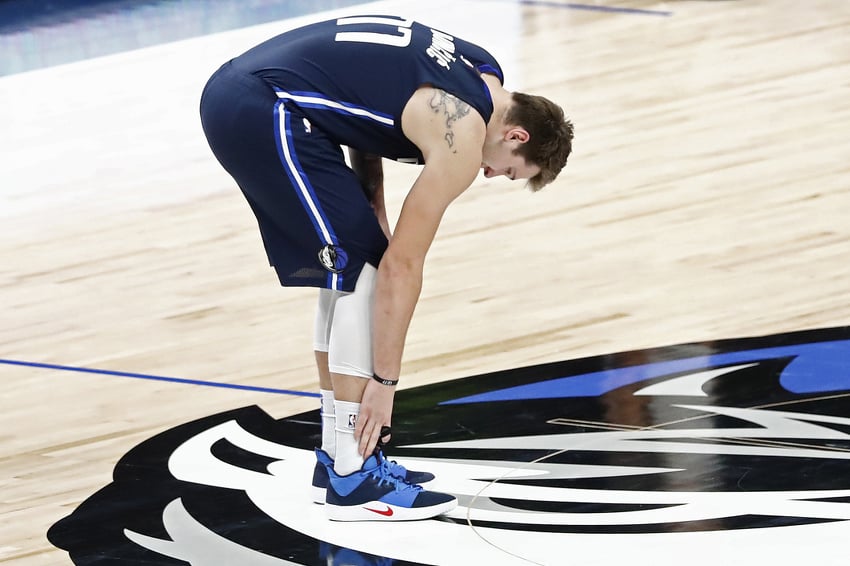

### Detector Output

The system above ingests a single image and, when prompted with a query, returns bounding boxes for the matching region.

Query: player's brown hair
[506,92,574,191]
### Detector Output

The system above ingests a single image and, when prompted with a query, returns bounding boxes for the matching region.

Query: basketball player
[200,15,573,521]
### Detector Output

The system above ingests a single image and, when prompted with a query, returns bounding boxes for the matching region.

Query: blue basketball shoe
[312,449,435,504]
[321,450,456,521]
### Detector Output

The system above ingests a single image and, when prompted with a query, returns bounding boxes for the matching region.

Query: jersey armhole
[476,64,504,84]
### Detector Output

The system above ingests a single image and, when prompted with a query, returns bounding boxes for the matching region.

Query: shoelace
[374,431,420,488]
[370,457,422,493]
[377,450,410,480]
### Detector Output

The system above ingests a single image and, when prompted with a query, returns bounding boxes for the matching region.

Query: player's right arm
[348,148,390,238]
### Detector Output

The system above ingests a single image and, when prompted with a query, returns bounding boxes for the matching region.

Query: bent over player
[200,15,573,521]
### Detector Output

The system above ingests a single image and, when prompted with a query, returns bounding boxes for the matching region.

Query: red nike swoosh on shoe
[364,505,394,517]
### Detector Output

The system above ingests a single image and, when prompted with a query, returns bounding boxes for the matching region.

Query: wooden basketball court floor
[2,0,850,564]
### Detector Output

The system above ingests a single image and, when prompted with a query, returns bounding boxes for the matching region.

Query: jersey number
[334,16,414,47]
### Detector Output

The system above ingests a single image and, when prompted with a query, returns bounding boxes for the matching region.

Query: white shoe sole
[325,497,457,522]
[312,485,326,505]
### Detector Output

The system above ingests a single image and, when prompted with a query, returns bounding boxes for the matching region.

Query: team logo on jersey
[317,244,348,273]
[47,327,850,565]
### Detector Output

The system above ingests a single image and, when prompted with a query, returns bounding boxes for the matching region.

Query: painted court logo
[47,327,850,565]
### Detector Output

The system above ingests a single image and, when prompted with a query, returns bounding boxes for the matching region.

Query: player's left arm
[355,87,485,456]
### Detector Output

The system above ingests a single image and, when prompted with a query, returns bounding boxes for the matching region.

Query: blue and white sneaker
[321,450,456,521]
[311,449,435,504]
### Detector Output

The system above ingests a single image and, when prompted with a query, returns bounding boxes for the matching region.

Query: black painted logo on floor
[48,327,850,565]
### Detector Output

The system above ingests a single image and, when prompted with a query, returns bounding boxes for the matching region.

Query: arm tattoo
[428,90,471,152]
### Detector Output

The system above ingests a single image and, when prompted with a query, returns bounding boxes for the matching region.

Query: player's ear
[505,127,530,144]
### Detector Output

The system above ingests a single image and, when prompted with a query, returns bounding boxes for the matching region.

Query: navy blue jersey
[230,15,503,163]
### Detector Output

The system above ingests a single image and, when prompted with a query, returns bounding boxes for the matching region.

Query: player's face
[481,128,541,181]
[480,151,540,181]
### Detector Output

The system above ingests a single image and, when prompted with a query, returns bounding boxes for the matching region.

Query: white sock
[320,389,336,459]
[333,400,364,475]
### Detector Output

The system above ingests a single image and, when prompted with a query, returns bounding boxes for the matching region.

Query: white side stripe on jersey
[274,100,340,290]
[275,90,394,127]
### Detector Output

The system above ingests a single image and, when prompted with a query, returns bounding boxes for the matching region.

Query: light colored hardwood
[1,0,849,562]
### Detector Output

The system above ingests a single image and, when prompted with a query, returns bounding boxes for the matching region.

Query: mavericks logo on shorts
[317,244,348,273]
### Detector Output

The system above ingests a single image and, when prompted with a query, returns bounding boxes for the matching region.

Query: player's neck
[481,72,507,100]
[482,74,511,130]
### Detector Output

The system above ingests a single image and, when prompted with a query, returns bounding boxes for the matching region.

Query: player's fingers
[353,414,362,441]
[359,423,378,456]
[354,405,375,442]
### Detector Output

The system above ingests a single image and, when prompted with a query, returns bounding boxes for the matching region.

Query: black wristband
[372,373,399,386]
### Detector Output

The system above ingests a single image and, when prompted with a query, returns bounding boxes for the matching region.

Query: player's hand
[355,378,396,457]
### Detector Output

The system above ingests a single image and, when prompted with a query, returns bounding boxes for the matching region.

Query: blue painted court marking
[517,0,672,16]
[442,339,850,404]
[0,358,320,398]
